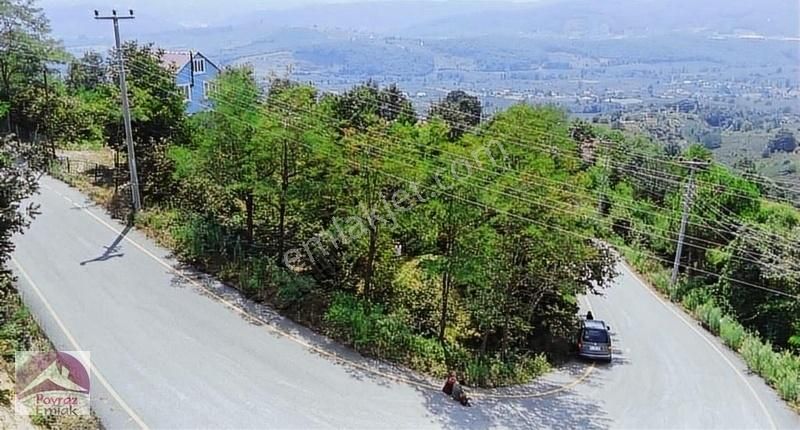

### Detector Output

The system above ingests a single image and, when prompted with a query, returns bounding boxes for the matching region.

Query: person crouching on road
[443,371,457,395]
[443,371,471,406]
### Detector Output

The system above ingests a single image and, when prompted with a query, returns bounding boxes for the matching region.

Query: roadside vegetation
[2,0,799,402]
[0,135,99,427]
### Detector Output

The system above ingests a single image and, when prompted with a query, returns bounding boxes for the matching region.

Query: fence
[50,155,121,189]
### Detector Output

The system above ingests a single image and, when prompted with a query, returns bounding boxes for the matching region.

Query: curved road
[11,176,800,429]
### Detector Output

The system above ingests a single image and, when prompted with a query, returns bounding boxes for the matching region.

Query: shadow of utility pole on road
[79,223,133,266]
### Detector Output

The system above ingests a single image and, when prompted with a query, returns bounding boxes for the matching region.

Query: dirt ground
[0,365,35,430]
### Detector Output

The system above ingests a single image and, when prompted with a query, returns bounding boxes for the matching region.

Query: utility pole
[597,145,611,215]
[42,66,56,159]
[94,9,142,212]
[670,160,707,291]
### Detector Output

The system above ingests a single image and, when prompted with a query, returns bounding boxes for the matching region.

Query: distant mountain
[220,1,511,34]
[402,0,799,38]
[48,0,799,50]
[44,3,178,43]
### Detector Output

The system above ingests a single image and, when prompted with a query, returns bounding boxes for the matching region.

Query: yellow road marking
[34,180,595,402]
[10,256,149,430]
[621,262,777,430]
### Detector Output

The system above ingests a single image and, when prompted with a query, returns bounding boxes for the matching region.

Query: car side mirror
[606,325,611,331]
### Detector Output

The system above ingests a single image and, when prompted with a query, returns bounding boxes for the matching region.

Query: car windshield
[583,328,609,343]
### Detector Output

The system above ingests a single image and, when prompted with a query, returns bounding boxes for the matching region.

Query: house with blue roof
[160,51,221,114]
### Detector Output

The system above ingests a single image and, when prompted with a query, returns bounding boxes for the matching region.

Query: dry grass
[56,148,115,167]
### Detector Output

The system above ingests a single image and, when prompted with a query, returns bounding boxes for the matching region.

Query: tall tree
[0,0,63,136]
[333,80,416,132]
[106,42,189,203]
[0,135,41,265]
[429,90,482,140]
[66,51,105,92]
[262,83,329,261]
[171,66,263,242]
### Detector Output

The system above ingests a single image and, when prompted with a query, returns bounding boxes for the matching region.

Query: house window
[179,84,191,102]
[192,58,205,74]
[203,81,217,100]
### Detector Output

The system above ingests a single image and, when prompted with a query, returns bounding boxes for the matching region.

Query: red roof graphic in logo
[16,351,90,399]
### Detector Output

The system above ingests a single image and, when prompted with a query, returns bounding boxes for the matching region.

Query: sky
[38,0,549,10]
[40,0,554,41]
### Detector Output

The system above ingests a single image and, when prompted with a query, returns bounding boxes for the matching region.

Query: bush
[273,268,317,309]
[740,334,773,376]
[0,293,40,361]
[407,335,447,377]
[776,373,799,404]
[682,287,711,312]
[694,300,723,335]
[324,293,549,386]
[773,351,800,403]
[739,333,800,404]
[461,354,550,388]
[169,214,247,265]
[135,208,179,246]
[720,316,746,350]
[325,293,410,359]
[651,270,671,297]
[232,256,270,298]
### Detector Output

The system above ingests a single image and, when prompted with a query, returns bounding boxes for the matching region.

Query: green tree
[66,51,105,92]
[106,42,189,203]
[0,0,64,136]
[332,81,415,132]
[429,90,482,140]
[0,135,41,264]
[171,66,263,242]
[262,83,338,263]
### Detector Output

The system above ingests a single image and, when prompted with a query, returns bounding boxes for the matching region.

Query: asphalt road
[10,175,800,429]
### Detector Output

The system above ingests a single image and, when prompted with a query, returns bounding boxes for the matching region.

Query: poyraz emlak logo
[15,351,91,417]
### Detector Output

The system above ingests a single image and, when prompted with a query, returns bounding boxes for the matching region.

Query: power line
[121,59,800,267]
[37,45,800,207]
[28,53,796,295]
[118,67,800,297]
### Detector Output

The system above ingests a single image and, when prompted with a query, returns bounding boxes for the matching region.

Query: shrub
[235,256,272,298]
[273,268,317,309]
[773,351,800,403]
[325,293,409,356]
[682,287,711,312]
[460,353,550,388]
[694,300,723,335]
[134,208,179,247]
[407,335,447,377]
[443,342,472,376]
[0,297,40,361]
[720,316,746,350]
[325,293,375,352]
[673,277,705,303]
[651,270,671,296]
[776,373,799,404]
[390,257,442,336]
[323,293,547,386]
